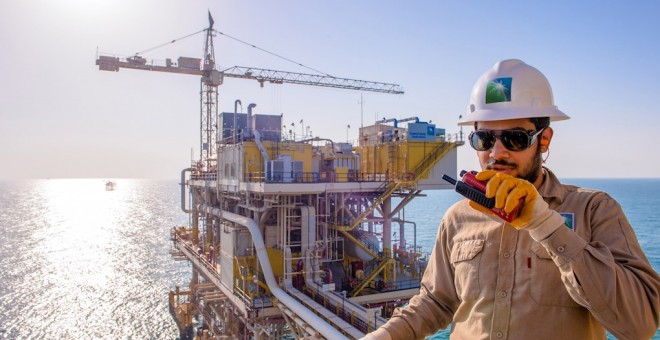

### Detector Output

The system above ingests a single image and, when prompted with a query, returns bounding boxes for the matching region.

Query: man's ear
[540,127,553,152]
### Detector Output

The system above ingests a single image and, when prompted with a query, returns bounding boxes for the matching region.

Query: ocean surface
[0,178,658,339]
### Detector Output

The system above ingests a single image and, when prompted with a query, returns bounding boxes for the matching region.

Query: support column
[192,209,200,245]
[382,197,393,283]
[206,215,213,251]
[399,221,405,251]
[382,197,392,257]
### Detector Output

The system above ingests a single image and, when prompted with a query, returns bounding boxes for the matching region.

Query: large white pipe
[180,168,193,213]
[200,204,348,340]
[300,206,318,283]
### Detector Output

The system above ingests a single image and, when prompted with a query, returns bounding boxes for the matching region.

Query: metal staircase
[339,141,457,233]
[337,141,458,297]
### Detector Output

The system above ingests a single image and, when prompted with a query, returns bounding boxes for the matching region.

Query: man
[364,59,659,339]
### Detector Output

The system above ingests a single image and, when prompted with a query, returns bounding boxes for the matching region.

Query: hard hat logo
[486,78,512,104]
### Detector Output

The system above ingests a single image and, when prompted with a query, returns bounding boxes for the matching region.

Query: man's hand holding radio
[470,170,566,241]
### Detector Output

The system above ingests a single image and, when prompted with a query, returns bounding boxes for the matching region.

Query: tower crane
[95,13,404,166]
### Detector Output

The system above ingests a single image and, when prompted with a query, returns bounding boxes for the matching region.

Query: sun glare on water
[34,180,138,307]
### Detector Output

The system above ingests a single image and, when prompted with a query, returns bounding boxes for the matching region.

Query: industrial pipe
[234,99,242,144]
[247,103,257,137]
[299,137,335,154]
[199,204,349,340]
[397,116,420,125]
[180,168,193,213]
[380,117,398,128]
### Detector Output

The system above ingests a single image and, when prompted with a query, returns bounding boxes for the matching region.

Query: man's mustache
[486,159,516,168]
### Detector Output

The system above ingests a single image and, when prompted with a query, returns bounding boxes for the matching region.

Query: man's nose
[489,139,509,159]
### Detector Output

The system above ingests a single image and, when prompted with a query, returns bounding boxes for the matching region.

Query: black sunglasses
[469,128,544,152]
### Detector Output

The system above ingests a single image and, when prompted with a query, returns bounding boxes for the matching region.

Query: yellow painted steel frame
[350,258,395,297]
[338,230,377,258]
[342,141,456,232]
[234,255,270,299]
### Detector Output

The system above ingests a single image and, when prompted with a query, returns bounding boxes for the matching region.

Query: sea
[0,178,658,339]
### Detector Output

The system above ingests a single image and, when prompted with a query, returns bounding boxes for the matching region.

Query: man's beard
[487,144,543,183]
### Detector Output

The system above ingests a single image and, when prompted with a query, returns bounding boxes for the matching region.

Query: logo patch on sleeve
[560,212,575,231]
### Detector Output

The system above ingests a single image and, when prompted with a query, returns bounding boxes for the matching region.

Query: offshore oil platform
[96,13,462,340]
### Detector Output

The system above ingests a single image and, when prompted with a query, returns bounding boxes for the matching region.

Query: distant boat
[105,181,116,191]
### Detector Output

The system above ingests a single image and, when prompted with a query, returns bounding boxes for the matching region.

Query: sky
[1,0,659,179]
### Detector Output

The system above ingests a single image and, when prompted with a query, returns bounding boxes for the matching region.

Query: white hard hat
[459,59,570,126]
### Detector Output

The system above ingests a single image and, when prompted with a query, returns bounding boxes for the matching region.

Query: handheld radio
[442,170,522,223]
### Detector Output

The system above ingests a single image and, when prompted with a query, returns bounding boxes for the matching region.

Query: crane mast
[200,22,218,165]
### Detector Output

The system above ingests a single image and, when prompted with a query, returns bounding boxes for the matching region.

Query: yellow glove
[469,170,565,240]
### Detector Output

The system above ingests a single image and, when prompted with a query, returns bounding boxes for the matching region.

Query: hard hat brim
[458,107,570,126]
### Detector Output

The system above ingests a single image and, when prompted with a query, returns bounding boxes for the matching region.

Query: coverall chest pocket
[529,243,580,307]
[450,239,485,301]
